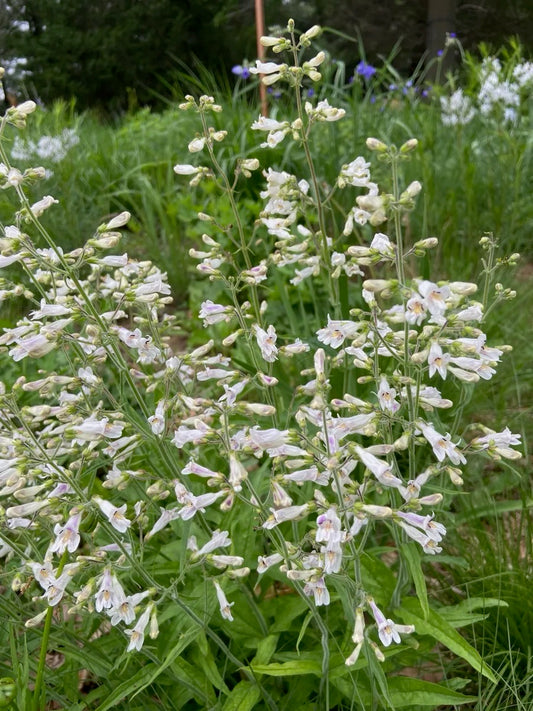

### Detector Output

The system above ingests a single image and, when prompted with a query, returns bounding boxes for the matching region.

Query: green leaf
[93,665,158,711]
[386,676,477,707]
[364,643,394,709]
[250,659,322,676]
[330,675,477,708]
[439,597,508,628]
[190,637,230,695]
[296,611,313,654]
[94,626,201,710]
[400,542,429,620]
[395,599,498,683]
[251,635,279,666]
[222,681,261,711]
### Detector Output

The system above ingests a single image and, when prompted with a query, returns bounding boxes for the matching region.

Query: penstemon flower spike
[0,23,522,696]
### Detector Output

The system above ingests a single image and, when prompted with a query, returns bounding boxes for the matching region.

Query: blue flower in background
[355,61,377,80]
[267,87,282,99]
[306,88,315,98]
[232,65,251,79]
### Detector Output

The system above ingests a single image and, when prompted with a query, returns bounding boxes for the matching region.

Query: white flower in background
[440,89,475,126]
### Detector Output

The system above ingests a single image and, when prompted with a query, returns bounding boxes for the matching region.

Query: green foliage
[0,23,532,711]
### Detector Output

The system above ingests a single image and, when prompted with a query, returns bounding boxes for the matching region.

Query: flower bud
[301,25,322,41]
[366,137,387,152]
[413,237,438,250]
[400,138,418,153]
[362,278,395,293]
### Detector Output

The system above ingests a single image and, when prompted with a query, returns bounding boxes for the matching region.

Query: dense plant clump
[0,24,527,711]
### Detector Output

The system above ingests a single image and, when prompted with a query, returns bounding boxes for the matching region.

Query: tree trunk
[426,0,457,81]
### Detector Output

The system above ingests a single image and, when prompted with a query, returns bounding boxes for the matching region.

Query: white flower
[418,280,450,316]
[188,137,206,153]
[109,591,150,626]
[368,598,415,646]
[262,504,310,529]
[249,60,286,75]
[148,401,166,435]
[417,420,466,465]
[29,195,58,217]
[190,529,231,558]
[172,421,211,448]
[337,156,371,188]
[377,376,400,413]
[405,294,427,325]
[9,333,56,361]
[317,316,360,349]
[199,300,232,325]
[257,552,284,573]
[213,580,234,621]
[306,99,345,121]
[303,577,330,606]
[354,445,402,488]
[428,342,450,379]
[94,496,132,533]
[254,324,278,362]
[395,511,446,542]
[49,512,81,554]
[251,116,289,132]
[174,164,200,175]
[125,605,152,651]
[95,569,124,613]
[73,415,123,443]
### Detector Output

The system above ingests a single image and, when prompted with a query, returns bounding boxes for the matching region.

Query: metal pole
[254,0,268,116]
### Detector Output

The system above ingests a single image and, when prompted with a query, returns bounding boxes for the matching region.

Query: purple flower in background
[437,50,443,57]
[267,87,282,99]
[449,32,457,38]
[306,88,315,98]
[232,65,251,79]
[355,61,377,80]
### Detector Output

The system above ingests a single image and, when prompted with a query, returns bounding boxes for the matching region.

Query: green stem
[32,552,68,711]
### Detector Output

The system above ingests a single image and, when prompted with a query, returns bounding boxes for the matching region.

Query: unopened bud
[366,137,387,152]
[400,138,418,153]
[362,278,395,293]
[302,24,322,41]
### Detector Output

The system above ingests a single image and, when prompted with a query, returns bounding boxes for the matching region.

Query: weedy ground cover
[0,21,531,711]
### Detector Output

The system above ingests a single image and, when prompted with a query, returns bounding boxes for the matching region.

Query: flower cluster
[0,24,521,678]
[440,55,533,126]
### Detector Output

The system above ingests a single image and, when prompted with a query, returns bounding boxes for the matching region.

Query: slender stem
[32,552,68,711]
